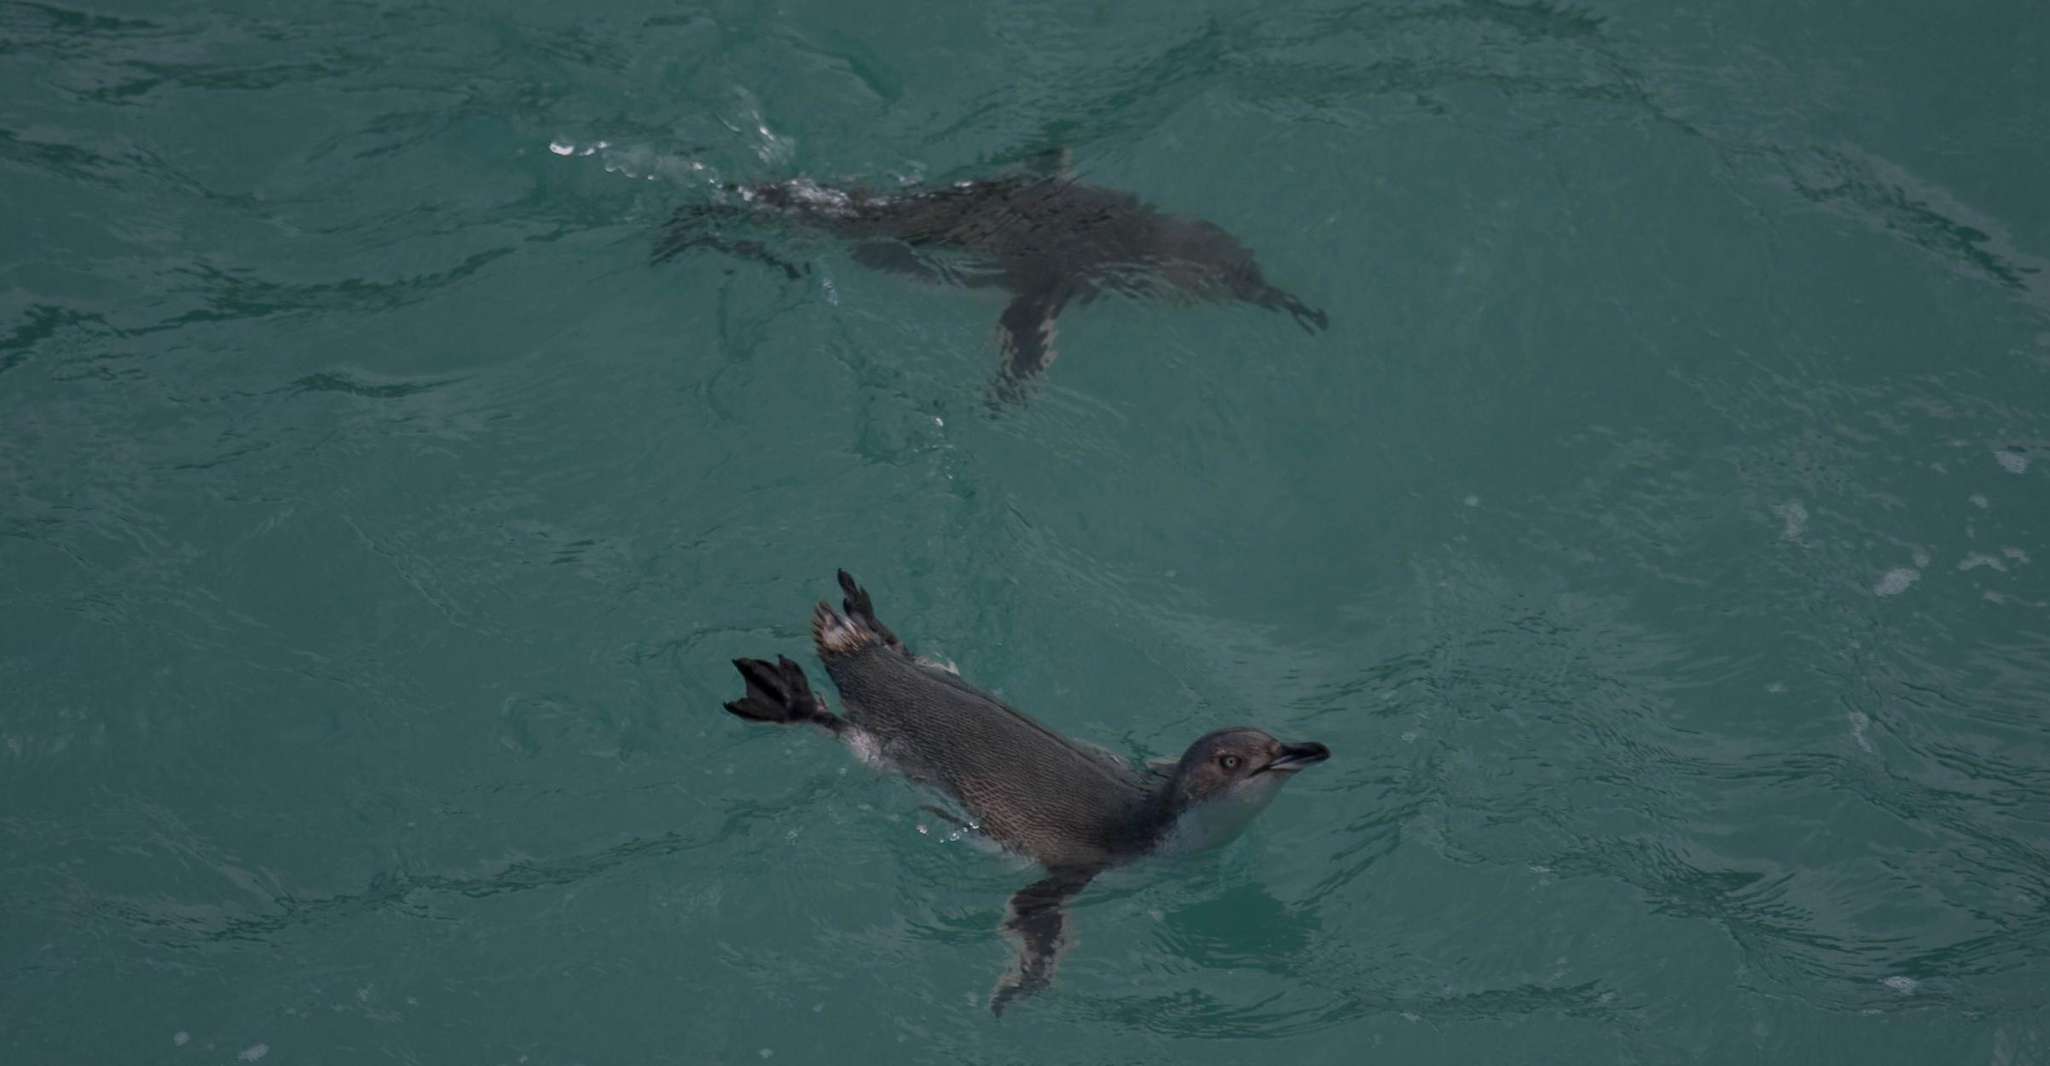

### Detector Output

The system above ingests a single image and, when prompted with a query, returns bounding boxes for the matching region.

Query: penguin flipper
[989,286,1067,405]
[723,656,843,733]
[989,866,1096,1017]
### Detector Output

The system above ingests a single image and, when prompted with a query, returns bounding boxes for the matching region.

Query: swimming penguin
[655,161,1328,401]
[721,570,1331,1015]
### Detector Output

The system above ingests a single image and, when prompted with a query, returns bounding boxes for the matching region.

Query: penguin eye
[1219,754,1242,772]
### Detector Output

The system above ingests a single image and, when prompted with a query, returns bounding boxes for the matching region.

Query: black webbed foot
[723,656,841,732]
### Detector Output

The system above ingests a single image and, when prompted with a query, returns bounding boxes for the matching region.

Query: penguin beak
[1257,741,1331,775]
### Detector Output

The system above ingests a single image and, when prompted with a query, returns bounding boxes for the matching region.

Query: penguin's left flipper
[989,866,1097,1017]
[986,286,1069,408]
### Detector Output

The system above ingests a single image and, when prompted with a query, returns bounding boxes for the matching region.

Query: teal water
[5,0,2049,1061]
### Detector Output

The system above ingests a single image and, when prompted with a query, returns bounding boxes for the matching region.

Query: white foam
[842,728,887,768]
[1996,448,2029,474]
[1847,711,1874,754]
[173,1032,189,1046]
[784,179,851,210]
[547,139,719,185]
[915,655,961,676]
[1773,500,1808,540]
[239,1044,269,1062]
[1881,975,1918,994]
[1874,568,1919,596]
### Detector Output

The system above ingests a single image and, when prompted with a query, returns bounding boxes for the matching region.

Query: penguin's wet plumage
[722,570,1330,1015]
[655,168,1327,400]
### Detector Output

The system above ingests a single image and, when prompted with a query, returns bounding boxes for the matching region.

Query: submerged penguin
[655,162,1328,400]
[721,570,1331,1015]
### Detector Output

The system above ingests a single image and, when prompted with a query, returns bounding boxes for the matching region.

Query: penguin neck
[1124,777,1194,854]
[1139,773,1289,856]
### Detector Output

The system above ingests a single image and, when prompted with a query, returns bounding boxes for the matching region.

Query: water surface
[4,1,2048,1062]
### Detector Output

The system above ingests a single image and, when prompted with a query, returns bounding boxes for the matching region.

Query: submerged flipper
[990,285,1068,403]
[723,656,844,733]
[990,866,1097,1017]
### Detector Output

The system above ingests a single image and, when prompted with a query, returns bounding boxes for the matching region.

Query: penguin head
[1150,728,1329,852]
[1148,221,1262,296]
[1166,728,1330,808]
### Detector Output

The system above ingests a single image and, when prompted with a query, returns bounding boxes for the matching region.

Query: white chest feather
[1156,775,1287,854]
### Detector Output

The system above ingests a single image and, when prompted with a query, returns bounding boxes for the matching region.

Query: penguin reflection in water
[721,571,1331,1015]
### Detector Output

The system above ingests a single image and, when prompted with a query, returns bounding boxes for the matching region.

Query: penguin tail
[724,655,839,731]
[834,569,905,654]
[812,571,899,658]
[810,602,880,657]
